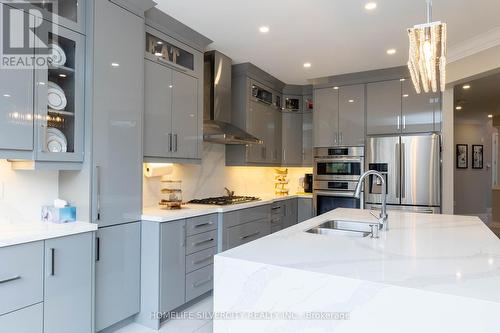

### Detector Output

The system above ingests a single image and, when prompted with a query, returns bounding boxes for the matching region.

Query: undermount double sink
[306,220,376,238]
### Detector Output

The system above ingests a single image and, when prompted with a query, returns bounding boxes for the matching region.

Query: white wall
[143,143,312,208]
[0,160,59,222]
[454,121,496,215]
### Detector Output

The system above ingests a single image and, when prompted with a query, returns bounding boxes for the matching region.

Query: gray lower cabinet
[284,198,298,228]
[282,112,304,166]
[0,303,43,333]
[160,219,186,313]
[298,198,313,222]
[139,214,217,330]
[222,205,271,250]
[92,0,143,227]
[314,87,339,147]
[44,233,93,333]
[338,84,365,146]
[95,222,141,332]
[367,79,402,135]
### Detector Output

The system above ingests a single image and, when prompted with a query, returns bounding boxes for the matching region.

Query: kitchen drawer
[186,230,218,255]
[271,203,285,217]
[186,247,217,273]
[224,204,271,228]
[0,302,43,333]
[0,242,43,315]
[185,264,213,302]
[186,214,217,236]
[227,219,269,249]
[271,223,283,234]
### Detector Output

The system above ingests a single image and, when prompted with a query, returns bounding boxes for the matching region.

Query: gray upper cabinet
[338,84,365,146]
[92,0,143,227]
[144,59,173,158]
[160,219,186,313]
[282,112,303,166]
[367,79,402,135]
[314,87,339,147]
[302,111,313,166]
[95,222,141,332]
[44,233,93,333]
[246,99,268,163]
[143,35,201,162]
[402,79,438,133]
[171,70,199,159]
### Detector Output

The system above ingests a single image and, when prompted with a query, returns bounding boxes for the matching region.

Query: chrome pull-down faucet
[354,170,388,231]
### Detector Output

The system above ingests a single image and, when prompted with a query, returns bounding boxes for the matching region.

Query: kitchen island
[213,208,500,332]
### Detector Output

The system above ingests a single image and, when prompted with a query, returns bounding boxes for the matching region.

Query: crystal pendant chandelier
[407,0,447,93]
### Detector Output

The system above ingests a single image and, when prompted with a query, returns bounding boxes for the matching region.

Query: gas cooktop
[188,196,260,206]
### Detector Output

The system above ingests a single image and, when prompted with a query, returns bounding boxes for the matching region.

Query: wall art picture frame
[472,145,484,169]
[456,144,468,169]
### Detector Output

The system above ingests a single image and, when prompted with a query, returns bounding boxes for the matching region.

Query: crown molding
[448,27,500,63]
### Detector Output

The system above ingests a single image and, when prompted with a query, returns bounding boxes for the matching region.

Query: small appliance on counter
[302,173,313,193]
[159,180,183,210]
[274,168,289,196]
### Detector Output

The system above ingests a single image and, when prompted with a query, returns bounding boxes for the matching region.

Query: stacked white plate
[48,43,67,66]
[47,81,67,111]
[46,127,67,153]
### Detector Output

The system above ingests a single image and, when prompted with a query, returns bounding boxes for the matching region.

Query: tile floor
[116,295,213,333]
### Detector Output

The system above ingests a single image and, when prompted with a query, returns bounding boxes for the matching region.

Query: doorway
[453,72,500,224]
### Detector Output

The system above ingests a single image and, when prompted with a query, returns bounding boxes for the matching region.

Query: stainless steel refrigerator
[365,134,441,213]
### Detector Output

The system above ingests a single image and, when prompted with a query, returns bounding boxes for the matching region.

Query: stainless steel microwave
[251,84,273,104]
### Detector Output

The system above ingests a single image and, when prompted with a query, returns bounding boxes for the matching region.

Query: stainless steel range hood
[203,51,262,145]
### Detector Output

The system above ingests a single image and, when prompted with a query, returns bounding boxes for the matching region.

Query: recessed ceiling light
[386,48,397,55]
[402,94,409,98]
[3,94,11,98]
[259,26,269,34]
[58,74,67,78]
[111,62,120,67]
[462,84,471,90]
[400,78,406,81]
[488,114,493,118]
[303,62,312,68]
[348,99,354,103]
[333,86,339,90]
[364,2,377,10]
[455,106,462,110]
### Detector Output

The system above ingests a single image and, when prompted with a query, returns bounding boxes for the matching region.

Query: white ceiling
[454,72,500,123]
[155,0,500,84]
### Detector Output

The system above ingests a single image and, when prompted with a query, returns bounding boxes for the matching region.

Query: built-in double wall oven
[313,147,365,215]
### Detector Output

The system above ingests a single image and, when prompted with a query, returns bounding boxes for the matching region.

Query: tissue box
[41,205,77,223]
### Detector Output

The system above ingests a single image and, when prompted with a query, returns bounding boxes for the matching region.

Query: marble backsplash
[143,143,312,207]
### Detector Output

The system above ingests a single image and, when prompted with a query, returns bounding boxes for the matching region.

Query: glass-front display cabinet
[34,18,85,162]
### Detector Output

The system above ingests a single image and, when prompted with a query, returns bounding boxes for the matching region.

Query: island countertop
[217,208,500,305]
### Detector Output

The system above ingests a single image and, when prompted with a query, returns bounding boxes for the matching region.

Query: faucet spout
[354,170,388,230]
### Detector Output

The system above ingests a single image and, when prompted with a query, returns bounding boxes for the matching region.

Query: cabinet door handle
[192,277,212,288]
[95,166,101,221]
[194,222,213,228]
[240,231,260,240]
[193,238,215,247]
[96,237,100,262]
[50,248,55,276]
[402,116,406,130]
[0,276,21,284]
[397,116,401,130]
[340,132,343,143]
[168,133,172,152]
[193,256,213,266]
[174,134,178,152]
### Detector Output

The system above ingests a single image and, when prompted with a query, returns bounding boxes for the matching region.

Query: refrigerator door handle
[395,143,400,199]
[401,142,406,198]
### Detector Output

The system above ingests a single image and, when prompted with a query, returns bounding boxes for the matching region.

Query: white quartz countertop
[217,208,500,304]
[0,220,97,248]
[142,193,313,222]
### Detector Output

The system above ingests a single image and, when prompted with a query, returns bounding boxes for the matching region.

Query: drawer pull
[192,277,212,288]
[271,218,281,224]
[194,222,214,228]
[240,231,260,240]
[193,256,213,266]
[0,276,21,284]
[51,248,55,276]
[193,238,215,247]
[271,207,281,210]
